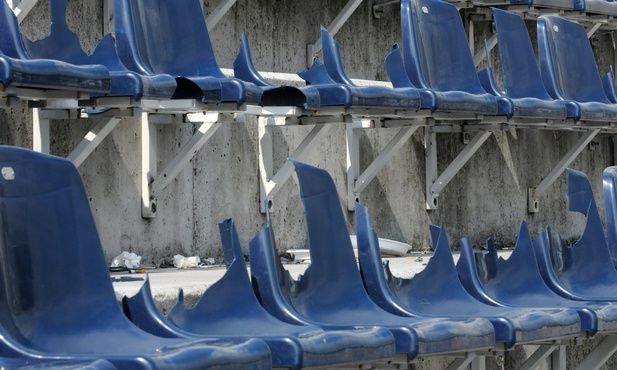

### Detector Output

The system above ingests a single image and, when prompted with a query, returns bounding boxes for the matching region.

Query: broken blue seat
[233,33,320,109]
[0,0,109,97]
[355,202,582,347]
[537,15,617,123]
[297,27,425,111]
[603,166,617,268]
[23,0,176,101]
[122,218,395,369]
[398,0,502,116]
[533,168,617,301]
[456,220,617,337]
[0,146,272,369]
[249,160,497,360]
[602,71,617,103]
[480,9,568,120]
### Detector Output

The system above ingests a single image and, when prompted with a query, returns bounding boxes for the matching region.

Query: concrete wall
[2,0,614,268]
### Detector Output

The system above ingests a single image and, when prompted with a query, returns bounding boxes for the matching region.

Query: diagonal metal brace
[426,128,492,210]
[306,0,364,67]
[141,112,226,218]
[259,116,335,213]
[346,119,420,210]
[528,129,600,213]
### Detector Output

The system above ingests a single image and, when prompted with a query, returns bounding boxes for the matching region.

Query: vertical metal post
[141,112,157,218]
[32,108,50,154]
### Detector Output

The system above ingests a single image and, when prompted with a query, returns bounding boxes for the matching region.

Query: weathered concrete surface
[6,0,613,263]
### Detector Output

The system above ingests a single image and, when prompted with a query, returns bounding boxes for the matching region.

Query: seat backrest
[0,0,32,60]
[24,0,127,72]
[384,44,415,88]
[400,0,486,93]
[602,71,617,103]
[492,9,552,100]
[603,167,617,267]
[561,168,615,281]
[167,218,280,333]
[114,0,224,78]
[537,15,610,103]
[474,222,566,302]
[0,147,125,342]
[320,27,355,86]
[233,33,273,87]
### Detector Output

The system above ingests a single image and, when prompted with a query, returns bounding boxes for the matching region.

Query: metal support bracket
[528,129,600,213]
[206,0,238,31]
[372,0,399,18]
[346,118,421,210]
[425,127,492,210]
[518,343,563,370]
[7,0,38,23]
[446,352,482,370]
[141,112,227,218]
[306,0,364,67]
[574,335,617,370]
[258,116,336,213]
[32,107,121,168]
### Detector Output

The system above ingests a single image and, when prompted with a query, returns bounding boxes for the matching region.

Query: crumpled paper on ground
[111,251,141,269]
[173,254,201,268]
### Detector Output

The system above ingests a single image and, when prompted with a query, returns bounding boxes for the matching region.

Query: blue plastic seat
[537,15,617,122]
[0,146,272,369]
[602,71,617,104]
[399,0,503,116]
[532,168,617,301]
[456,220,617,337]
[123,218,396,369]
[0,0,109,95]
[23,0,176,101]
[578,0,617,15]
[484,9,568,120]
[297,27,425,110]
[355,202,583,347]
[113,0,269,106]
[249,160,497,359]
[603,166,617,267]
[233,33,321,110]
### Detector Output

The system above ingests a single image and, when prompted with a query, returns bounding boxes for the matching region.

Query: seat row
[3,143,617,368]
[0,0,616,127]
[1,0,616,217]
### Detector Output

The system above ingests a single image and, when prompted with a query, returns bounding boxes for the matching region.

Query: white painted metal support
[67,117,121,167]
[445,352,478,370]
[346,120,419,210]
[103,0,113,34]
[528,129,600,213]
[574,335,617,370]
[471,355,486,370]
[141,112,157,218]
[32,108,50,154]
[306,0,364,66]
[142,112,224,218]
[425,129,492,210]
[519,344,560,370]
[586,23,602,38]
[205,0,238,31]
[551,344,566,370]
[473,34,498,67]
[259,117,333,213]
[8,0,38,23]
